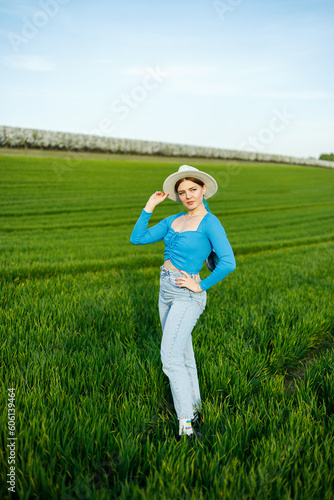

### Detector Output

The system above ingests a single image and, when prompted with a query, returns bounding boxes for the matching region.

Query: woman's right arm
[130,190,170,245]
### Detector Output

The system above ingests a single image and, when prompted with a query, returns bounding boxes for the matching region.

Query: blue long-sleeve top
[130,209,236,291]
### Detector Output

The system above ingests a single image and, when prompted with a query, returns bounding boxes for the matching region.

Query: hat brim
[163,169,218,202]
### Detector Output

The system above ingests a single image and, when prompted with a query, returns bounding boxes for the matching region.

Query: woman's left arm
[199,215,236,292]
[130,209,169,245]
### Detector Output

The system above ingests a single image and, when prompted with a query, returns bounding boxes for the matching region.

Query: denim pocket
[167,275,180,287]
[167,275,190,295]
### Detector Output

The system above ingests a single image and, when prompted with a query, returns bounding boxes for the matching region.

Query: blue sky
[0,0,333,157]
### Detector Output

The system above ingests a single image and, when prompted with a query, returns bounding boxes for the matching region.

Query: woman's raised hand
[145,191,169,212]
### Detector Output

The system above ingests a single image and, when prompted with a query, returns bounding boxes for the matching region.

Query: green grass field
[1,152,334,499]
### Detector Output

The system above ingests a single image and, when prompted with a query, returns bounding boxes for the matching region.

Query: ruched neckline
[170,212,209,234]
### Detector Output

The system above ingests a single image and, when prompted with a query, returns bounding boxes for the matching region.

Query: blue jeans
[159,264,207,420]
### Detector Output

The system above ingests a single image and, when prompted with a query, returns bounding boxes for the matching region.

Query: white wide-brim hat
[163,165,218,203]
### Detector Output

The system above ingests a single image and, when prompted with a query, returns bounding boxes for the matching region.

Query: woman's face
[177,180,206,210]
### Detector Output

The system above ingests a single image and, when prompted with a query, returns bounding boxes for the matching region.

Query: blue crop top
[130,209,236,291]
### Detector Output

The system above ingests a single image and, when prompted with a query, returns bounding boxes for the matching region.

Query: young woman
[130,165,236,441]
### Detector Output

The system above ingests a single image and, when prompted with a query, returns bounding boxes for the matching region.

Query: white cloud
[1,54,55,71]
[169,76,332,100]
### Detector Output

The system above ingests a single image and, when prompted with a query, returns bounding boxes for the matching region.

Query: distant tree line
[1,126,334,169]
[319,153,334,162]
